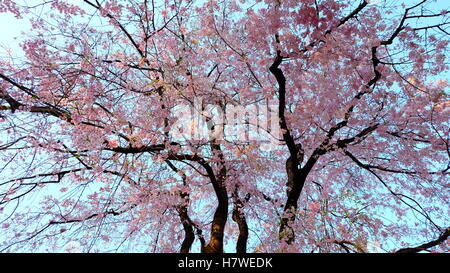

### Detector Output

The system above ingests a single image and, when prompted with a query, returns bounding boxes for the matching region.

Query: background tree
[0,0,449,253]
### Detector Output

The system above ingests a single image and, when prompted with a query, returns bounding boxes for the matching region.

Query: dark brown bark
[168,146,228,253]
[232,208,248,253]
[270,1,384,244]
[165,160,197,253]
[177,205,196,253]
[270,48,304,244]
[396,227,450,253]
[232,190,250,253]
[202,142,228,253]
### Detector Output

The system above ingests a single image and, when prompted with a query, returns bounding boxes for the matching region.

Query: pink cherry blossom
[0,0,448,254]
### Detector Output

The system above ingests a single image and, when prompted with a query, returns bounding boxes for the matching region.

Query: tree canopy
[0,0,449,253]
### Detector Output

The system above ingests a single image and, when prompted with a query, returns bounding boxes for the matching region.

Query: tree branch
[396,227,450,253]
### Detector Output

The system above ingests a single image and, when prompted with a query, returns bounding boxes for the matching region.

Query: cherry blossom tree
[0,0,449,253]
